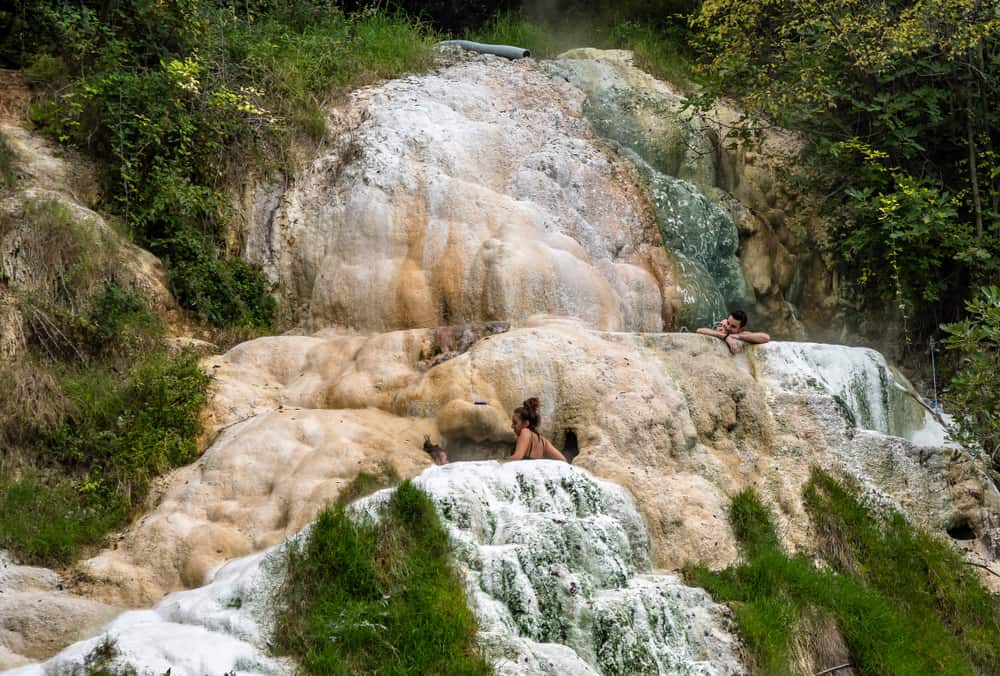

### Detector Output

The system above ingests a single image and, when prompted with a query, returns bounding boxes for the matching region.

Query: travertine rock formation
[72,321,1000,608]
[244,49,834,337]
[0,554,119,671]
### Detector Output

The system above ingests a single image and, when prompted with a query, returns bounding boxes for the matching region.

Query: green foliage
[609,20,693,86]
[0,349,208,564]
[804,469,1000,673]
[688,470,1000,675]
[275,481,491,675]
[73,635,139,676]
[50,350,208,499]
[691,0,1000,338]
[942,285,1000,466]
[0,470,122,564]
[726,488,781,554]
[828,141,976,313]
[156,224,276,329]
[16,1,437,330]
[216,6,437,147]
[466,10,693,83]
[2,279,206,564]
[335,462,401,507]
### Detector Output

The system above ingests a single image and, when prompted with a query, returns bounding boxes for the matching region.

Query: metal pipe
[436,39,531,60]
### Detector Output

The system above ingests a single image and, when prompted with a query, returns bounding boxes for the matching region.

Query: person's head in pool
[511,397,541,436]
[509,398,568,462]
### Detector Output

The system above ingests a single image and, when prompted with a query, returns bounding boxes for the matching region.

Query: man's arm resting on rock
[696,327,726,339]
[733,331,770,344]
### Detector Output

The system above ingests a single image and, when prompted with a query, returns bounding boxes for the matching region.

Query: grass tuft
[0,349,208,565]
[274,480,491,675]
[336,462,401,507]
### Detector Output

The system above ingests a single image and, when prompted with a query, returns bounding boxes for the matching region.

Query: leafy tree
[691,0,1000,335]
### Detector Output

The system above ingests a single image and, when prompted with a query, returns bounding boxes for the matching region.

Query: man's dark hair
[729,309,748,328]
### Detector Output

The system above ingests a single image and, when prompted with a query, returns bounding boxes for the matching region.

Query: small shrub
[24,53,70,90]
[87,284,163,358]
[336,462,401,507]
[942,285,1000,469]
[50,350,208,501]
[72,635,139,676]
[0,348,208,565]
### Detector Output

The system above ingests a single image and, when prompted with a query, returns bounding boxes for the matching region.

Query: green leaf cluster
[1,264,208,564]
[10,0,439,330]
[942,285,1000,465]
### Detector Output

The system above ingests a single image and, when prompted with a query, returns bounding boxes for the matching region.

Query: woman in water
[509,397,569,462]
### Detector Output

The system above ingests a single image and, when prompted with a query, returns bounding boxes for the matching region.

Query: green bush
[690,0,999,343]
[0,348,208,565]
[49,350,207,500]
[804,469,1000,673]
[275,481,491,675]
[21,2,444,329]
[942,285,1000,468]
[687,470,1000,675]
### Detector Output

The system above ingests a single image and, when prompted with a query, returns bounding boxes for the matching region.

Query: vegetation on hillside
[274,479,491,675]
[687,0,999,465]
[1,0,997,601]
[687,469,1000,675]
[0,1,439,565]
[0,194,209,564]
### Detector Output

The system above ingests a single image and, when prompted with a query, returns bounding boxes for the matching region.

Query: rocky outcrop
[0,553,120,671]
[548,49,832,338]
[245,54,675,333]
[70,321,1000,607]
[244,49,836,338]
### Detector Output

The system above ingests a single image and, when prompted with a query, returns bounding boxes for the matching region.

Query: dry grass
[0,360,67,457]
[0,196,114,307]
[789,607,854,676]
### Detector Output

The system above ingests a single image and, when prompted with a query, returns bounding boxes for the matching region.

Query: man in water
[696,309,770,354]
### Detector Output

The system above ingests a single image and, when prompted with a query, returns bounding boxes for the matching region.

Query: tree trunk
[966,94,984,240]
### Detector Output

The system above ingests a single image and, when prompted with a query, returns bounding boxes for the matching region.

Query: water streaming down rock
[6,463,745,675]
[4,547,290,676]
[6,48,1000,673]
[543,54,748,328]
[756,341,948,445]
[412,462,744,675]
